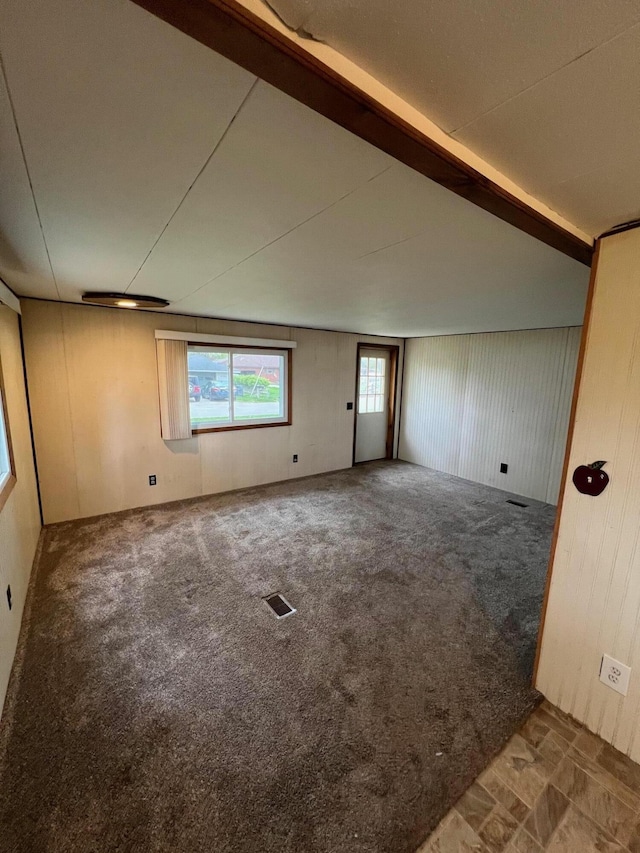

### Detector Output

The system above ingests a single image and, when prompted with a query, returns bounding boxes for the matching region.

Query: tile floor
[418,700,640,852]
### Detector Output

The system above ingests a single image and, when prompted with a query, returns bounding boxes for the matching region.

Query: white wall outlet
[600,654,631,696]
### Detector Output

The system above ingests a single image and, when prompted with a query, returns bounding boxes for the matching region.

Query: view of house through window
[0,388,12,491]
[188,345,289,431]
[358,355,386,413]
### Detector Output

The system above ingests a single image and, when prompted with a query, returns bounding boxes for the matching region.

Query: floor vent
[264,593,296,619]
[506,499,529,508]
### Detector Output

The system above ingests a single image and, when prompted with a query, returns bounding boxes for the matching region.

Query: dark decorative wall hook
[572,460,609,496]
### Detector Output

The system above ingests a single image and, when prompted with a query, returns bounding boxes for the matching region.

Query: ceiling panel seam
[550,159,629,196]
[173,163,394,305]
[0,49,61,300]
[357,231,426,261]
[125,76,259,293]
[450,20,640,135]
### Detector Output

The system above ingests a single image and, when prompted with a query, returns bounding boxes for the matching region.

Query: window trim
[189,343,292,435]
[155,329,296,349]
[0,359,16,514]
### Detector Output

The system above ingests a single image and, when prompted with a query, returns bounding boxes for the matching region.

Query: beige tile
[522,784,569,846]
[573,727,605,760]
[546,804,625,852]
[532,706,579,744]
[491,734,550,808]
[539,701,583,735]
[426,810,491,852]
[552,756,636,845]
[456,782,496,832]
[598,742,640,796]
[510,828,544,853]
[481,770,529,823]
[416,812,453,852]
[537,731,569,768]
[416,704,640,853]
[478,802,519,852]
[519,716,549,750]
[628,820,640,853]
[568,745,640,811]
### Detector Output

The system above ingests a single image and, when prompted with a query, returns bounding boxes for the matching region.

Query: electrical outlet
[500,463,508,474]
[600,654,631,696]
[6,585,11,611]
[149,475,157,486]
[292,454,298,463]
[346,402,353,410]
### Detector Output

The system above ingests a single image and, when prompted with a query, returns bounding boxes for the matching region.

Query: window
[358,355,386,413]
[188,345,290,432]
[0,377,15,510]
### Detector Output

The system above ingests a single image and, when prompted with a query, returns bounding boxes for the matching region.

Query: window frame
[0,358,16,513]
[189,342,292,435]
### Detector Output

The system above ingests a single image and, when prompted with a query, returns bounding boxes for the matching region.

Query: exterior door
[354,347,391,463]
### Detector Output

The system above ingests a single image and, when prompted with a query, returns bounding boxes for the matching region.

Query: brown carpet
[0,461,555,853]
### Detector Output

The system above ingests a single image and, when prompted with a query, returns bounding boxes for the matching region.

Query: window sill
[192,420,291,435]
[0,473,16,514]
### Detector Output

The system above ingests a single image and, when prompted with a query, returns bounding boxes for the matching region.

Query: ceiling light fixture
[82,292,170,309]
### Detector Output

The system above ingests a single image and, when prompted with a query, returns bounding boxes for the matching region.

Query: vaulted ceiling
[267,0,640,239]
[0,0,589,336]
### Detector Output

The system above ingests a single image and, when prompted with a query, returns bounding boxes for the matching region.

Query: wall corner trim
[532,240,602,687]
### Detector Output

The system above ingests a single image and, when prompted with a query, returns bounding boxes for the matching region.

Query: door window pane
[358,355,386,414]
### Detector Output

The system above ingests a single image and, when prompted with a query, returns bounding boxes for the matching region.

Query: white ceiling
[267,0,640,239]
[0,0,589,337]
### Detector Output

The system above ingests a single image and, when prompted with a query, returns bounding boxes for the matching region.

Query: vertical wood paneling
[545,326,582,504]
[55,305,200,520]
[399,327,580,504]
[21,301,80,521]
[399,335,470,475]
[0,306,41,716]
[537,229,640,762]
[21,299,403,523]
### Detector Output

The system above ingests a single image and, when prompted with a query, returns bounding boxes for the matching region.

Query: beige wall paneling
[399,335,470,475]
[459,329,575,502]
[545,326,582,504]
[21,301,201,521]
[56,305,200,518]
[0,305,41,715]
[199,427,290,496]
[286,328,354,479]
[398,328,581,504]
[21,300,402,523]
[537,228,640,762]
[20,301,80,521]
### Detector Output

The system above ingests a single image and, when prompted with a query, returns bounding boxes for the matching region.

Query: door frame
[352,343,400,465]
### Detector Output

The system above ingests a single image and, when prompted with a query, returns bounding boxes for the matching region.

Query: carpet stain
[0,461,554,853]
